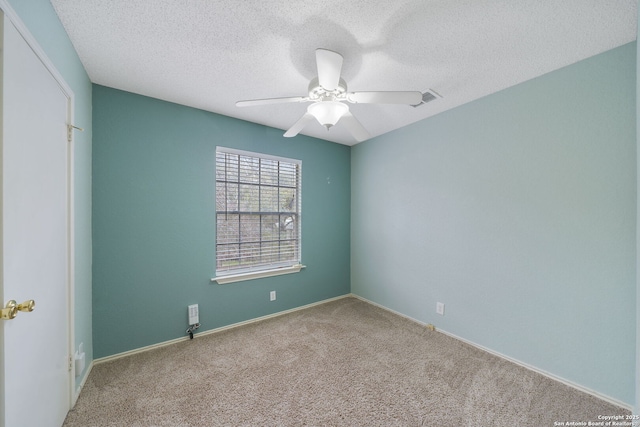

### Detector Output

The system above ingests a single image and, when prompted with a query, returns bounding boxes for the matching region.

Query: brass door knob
[1,300,18,320]
[0,299,35,320]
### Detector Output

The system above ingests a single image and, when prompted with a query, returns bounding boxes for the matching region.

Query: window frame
[212,147,304,284]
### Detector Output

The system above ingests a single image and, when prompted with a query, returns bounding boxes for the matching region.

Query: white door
[1,12,71,427]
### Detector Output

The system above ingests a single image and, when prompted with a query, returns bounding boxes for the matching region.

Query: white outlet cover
[436,302,445,315]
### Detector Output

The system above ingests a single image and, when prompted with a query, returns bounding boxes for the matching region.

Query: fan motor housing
[308,77,347,100]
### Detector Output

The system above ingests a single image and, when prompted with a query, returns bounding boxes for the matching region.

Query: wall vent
[411,89,441,107]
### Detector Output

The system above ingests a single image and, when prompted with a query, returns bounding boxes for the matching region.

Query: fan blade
[340,112,370,142]
[316,49,343,91]
[347,91,422,105]
[284,113,315,138]
[236,96,307,107]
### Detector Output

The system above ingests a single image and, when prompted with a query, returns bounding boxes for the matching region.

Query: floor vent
[411,89,441,107]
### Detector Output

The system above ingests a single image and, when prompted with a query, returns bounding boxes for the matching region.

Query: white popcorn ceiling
[51,0,637,146]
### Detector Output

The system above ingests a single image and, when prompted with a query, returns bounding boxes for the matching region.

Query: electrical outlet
[270,291,276,301]
[436,302,445,316]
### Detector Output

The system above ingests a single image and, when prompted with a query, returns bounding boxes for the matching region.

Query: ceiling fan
[236,48,423,142]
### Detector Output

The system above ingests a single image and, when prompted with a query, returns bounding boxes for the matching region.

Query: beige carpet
[63,297,629,426]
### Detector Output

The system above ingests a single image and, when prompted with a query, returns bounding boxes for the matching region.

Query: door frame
[0,1,76,425]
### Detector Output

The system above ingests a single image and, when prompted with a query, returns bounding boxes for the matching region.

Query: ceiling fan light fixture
[238,48,423,142]
[308,101,348,129]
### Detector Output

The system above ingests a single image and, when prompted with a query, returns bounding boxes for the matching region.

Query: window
[214,147,302,281]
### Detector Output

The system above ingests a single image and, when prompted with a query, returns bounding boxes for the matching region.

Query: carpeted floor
[63,297,629,426]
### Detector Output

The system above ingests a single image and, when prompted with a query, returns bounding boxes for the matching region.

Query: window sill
[212,264,306,284]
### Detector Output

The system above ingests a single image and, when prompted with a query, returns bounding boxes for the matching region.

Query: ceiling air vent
[411,89,441,108]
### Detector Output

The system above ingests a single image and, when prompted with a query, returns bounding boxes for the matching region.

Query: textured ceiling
[51,0,637,146]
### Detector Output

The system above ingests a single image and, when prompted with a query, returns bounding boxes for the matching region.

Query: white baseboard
[350,293,633,412]
[72,359,94,407]
[435,328,633,412]
[94,294,351,365]
[89,292,633,412]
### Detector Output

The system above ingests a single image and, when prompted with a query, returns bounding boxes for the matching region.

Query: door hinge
[67,124,83,143]
[68,355,73,372]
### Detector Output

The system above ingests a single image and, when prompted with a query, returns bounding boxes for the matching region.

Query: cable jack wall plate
[188,304,199,325]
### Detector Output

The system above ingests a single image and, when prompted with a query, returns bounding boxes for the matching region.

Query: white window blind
[215,147,301,276]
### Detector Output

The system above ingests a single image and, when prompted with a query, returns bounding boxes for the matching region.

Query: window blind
[215,147,301,275]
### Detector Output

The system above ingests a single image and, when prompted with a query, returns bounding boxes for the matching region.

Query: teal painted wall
[352,43,637,405]
[5,0,93,389]
[92,85,350,358]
